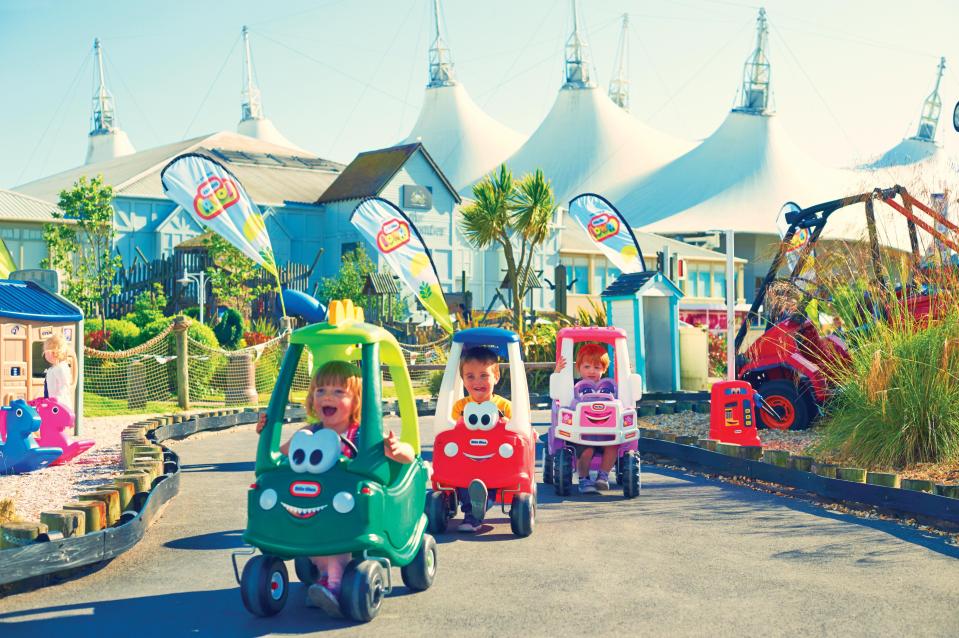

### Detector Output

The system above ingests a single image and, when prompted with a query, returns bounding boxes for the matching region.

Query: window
[563,257,589,294]
[592,262,621,293]
[697,266,711,298]
[341,242,359,258]
[713,266,727,300]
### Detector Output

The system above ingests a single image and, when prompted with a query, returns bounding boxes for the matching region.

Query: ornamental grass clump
[815,256,959,468]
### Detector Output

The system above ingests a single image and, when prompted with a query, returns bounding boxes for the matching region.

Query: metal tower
[564,0,595,89]
[428,0,456,87]
[90,38,118,135]
[240,25,264,122]
[733,7,771,114]
[608,14,630,111]
[914,56,946,142]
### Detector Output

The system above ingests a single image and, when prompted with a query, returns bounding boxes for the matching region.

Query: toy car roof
[557,326,627,346]
[288,300,405,366]
[452,327,519,358]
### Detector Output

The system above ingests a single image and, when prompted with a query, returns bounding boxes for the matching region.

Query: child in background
[256,360,414,617]
[451,346,512,532]
[43,334,77,411]
[555,343,618,493]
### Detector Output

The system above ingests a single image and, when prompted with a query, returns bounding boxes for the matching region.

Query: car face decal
[280,502,328,519]
[289,429,340,475]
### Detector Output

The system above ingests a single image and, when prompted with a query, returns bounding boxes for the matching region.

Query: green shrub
[140,318,173,343]
[214,308,244,349]
[84,319,140,351]
[428,370,444,396]
[124,283,167,328]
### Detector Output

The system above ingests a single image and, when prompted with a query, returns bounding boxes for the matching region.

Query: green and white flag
[350,197,452,333]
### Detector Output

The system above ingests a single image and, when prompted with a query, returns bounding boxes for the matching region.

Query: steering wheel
[339,434,359,457]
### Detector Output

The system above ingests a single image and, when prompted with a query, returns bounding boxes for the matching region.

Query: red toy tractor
[734,185,958,430]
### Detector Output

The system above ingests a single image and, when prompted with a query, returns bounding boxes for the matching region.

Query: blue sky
[2,0,958,190]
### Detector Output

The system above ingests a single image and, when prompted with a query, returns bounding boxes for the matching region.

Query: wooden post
[40,509,85,537]
[226,353,258,406]
[63,500,106,532]
[80,490,121,526]
[0,522,48,549]
[173,316,190,410]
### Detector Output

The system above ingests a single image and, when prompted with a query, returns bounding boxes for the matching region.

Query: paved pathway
[1,416,958,637]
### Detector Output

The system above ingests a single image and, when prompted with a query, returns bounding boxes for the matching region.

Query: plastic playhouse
[236,300,435,622]
[429,328,536,537]
[0,279,83,413]
[546,327,642,498]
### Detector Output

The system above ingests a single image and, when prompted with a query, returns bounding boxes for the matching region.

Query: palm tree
[460,165,556,335]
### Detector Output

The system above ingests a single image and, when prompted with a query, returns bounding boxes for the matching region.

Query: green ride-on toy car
[233,300,436,622]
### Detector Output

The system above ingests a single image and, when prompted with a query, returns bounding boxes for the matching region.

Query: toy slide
[30,397,94,465]
[281,289,327,324]
[0,399,62,474]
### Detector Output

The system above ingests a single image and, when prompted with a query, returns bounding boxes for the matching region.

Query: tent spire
[608,14,630,111]
[240,26,264,122]
[90,38,118,135]
[428,0,455,87]
[734,7,771,114]
[564,0,595,89]
[914,56,946,142]
[85,38,135,164]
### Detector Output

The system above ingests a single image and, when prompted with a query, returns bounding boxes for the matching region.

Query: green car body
[244,311,428,567]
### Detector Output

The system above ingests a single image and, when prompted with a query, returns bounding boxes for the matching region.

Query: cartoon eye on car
[545,327,643,499]
[429,328,537,537]
[234,299,436,623]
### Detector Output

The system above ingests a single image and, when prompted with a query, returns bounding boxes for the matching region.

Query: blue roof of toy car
[453,327,518,357]
[0,280,82,322]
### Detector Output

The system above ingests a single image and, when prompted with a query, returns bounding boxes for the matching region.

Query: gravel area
[0,412,196,523]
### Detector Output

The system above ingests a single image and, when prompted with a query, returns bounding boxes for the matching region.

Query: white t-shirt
[46,361,74,409]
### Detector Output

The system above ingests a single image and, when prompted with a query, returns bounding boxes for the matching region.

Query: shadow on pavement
[165,529,247,551]
[0,584,404,636]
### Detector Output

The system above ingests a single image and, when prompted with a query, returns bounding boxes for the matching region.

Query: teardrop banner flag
[777,200,818,321]
[568,193,646,273]
[160,152,286,315]
[350,197,453,333]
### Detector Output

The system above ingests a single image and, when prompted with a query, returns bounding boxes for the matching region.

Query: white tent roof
[237,116,307,154]
[608,111,860,236]
[495,86,693,204]
[404,83,524,190]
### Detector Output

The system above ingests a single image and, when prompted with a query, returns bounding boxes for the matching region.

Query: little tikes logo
[589,212,620,242]
[193,175,240,220]
[376,218,411,253]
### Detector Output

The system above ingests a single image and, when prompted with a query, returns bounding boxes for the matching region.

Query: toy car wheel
[509,493,535,537]
[615,455,625,485]
[240,554,289,617]
[542,449,554,484]
[622,451,641,499]
[293,556,318,584]
[426,491,449,535]
[554,448,573,496]
[400,533,437,591]
[340,559,387,622]
[757,381,810,430]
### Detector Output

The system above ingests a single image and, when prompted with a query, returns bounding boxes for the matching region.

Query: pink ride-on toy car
[545,327,643,498]
[428,328,536,537]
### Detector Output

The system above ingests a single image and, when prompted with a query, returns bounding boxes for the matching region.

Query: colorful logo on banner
[351,197,452,333]
[193,176,240,220]
[588,212,621,243]
[160,153,277,274]
[777,202,815,279]
[568,193,645,273]
[376,218,412,253]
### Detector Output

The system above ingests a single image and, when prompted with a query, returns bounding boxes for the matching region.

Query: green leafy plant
[319,246,403,320]
[203,232,272,318]
[84,319,141,351]
[460,165,556,336]
[213,308,244,349]
[42,175,122,330]
[125,283,168,328]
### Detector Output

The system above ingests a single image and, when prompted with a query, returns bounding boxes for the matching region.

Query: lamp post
[178,269,209,324]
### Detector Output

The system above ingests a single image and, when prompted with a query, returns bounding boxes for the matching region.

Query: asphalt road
[1,415,958,637]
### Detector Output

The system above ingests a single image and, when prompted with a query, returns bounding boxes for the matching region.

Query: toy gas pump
[709,380,762,446]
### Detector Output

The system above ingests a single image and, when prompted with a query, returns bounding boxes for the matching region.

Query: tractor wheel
[509,493,535,537]
[757,381,810,430]
[542,449,554,485]
[621,451,641,499]
[240,555,289,617]
[400,534,437,591]
[425,490,449,535]
[554,448,573,496]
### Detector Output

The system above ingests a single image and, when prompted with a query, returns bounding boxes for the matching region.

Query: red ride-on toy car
[428,328,536,537]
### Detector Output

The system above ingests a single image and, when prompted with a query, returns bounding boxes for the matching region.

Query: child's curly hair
[576,343,610,372]
[306,360,362,425]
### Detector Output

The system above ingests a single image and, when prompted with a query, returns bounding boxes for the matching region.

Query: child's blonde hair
[576,343,610,372]
[44,334,78,387]
[305,360,362,425]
